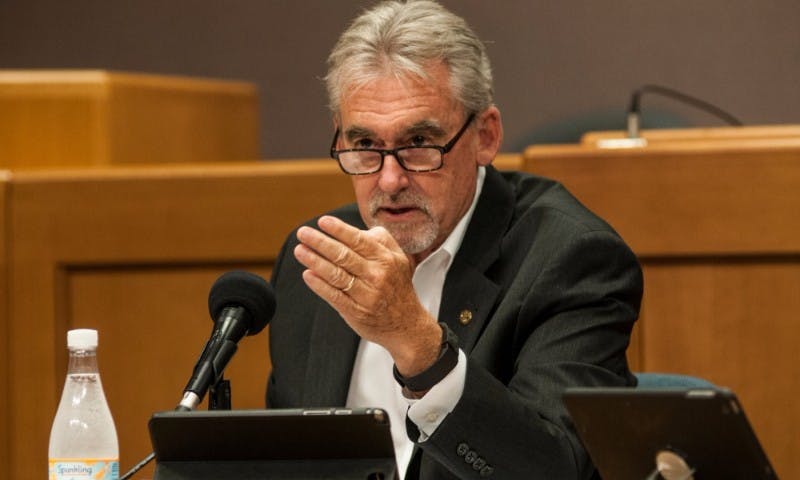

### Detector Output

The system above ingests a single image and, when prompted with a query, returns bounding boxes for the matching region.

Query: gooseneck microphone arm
[177,271,275,410]
[627,84,743,139]
[178,305,249,410]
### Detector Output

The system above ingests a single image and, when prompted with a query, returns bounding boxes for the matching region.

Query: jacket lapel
[439,166,514,352]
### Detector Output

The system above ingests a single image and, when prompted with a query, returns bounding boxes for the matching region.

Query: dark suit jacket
[267,166,642,479]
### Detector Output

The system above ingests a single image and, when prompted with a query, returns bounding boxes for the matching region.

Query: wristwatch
[393,322,459,393]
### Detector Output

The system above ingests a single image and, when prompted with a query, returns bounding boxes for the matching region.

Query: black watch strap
[393,322,459,392]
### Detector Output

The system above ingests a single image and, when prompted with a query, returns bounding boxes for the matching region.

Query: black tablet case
[148,408,397,480]
[563,388,777,480]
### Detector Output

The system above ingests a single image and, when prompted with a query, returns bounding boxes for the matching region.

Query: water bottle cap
[67,329,98,349]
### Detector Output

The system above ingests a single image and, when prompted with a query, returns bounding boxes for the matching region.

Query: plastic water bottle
[48,329,119,480]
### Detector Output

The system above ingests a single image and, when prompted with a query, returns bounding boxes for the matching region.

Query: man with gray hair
[267,1,642,478]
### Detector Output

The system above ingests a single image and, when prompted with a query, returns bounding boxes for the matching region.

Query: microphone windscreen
[208,271,276,335]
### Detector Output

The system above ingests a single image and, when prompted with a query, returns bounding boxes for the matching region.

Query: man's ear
[475,106,503,167]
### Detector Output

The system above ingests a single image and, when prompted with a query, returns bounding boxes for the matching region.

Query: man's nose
[377,154,409,194]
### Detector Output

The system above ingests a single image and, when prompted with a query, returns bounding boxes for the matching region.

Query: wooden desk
[2,142,796,477]
[581,123,800,148]
[525,134,800,478]
[0,70,259,167]
[0,161,352,479]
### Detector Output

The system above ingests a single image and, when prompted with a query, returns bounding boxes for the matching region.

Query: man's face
[335,62,493,263]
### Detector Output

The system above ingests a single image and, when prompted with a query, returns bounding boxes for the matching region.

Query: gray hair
[325,0,493,116]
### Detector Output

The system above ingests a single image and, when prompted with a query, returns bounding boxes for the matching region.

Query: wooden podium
[0,70,259,167]
[525,126,800,478]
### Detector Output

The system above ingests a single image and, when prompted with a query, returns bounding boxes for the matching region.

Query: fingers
[362,225,398,249]
[295,216,397,279]
[294,216,370,292]
[317,215,399,256]
[294,241,356,291]
[301,269,349,299]
[293,215,431,359]
[300,269,358,318]
[294,215,411,310]
[341,274,356,293]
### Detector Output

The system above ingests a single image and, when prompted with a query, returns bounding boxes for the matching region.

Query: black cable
[630,84,743,126]
[119,403,192,478]
[120,452,155,480]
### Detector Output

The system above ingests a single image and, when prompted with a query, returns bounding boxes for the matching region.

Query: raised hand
[293,215,441,376]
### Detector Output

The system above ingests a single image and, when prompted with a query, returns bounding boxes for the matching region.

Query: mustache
[368,190,431,217]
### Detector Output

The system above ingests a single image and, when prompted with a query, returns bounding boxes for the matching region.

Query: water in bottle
[48,329,119,480]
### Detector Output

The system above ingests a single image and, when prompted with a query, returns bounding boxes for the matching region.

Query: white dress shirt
[346,167,486,480]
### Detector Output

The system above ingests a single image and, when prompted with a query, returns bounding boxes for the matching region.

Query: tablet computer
[562,388,776,480]
[148,408,396,480]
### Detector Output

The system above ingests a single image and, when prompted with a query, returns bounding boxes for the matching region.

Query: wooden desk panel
[581,124,800,146]
[0,172,9,475]
[3,161,352,479]
[524,139,800,256]
[0,70,259,167]
[642,261,800,471]
[525,139,800,478]
[66,266,273,479]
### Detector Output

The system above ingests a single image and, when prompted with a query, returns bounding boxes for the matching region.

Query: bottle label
[49,459,119,480]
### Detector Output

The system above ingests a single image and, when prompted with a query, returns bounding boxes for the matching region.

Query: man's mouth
[381,206,417,215]
[375,205,424,221]
[368,191,430,223]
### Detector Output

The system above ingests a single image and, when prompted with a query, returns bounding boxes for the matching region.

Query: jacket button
[458,309,473,325]
[472,458,487,471]
[465,450,478,464]
[480,465,495,477]
[456,443,469,457]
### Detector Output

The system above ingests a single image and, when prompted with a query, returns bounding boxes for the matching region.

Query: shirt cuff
[406,349,467,442]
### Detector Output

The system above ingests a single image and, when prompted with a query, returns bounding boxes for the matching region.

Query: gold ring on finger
[341,275,355,293]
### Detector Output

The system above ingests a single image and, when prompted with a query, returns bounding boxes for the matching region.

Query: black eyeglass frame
[329,113,476,175]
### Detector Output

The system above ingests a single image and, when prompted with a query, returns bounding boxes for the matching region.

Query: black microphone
[177,270,275,411]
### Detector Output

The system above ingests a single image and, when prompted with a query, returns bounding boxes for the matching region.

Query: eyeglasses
[329,113,475,175]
